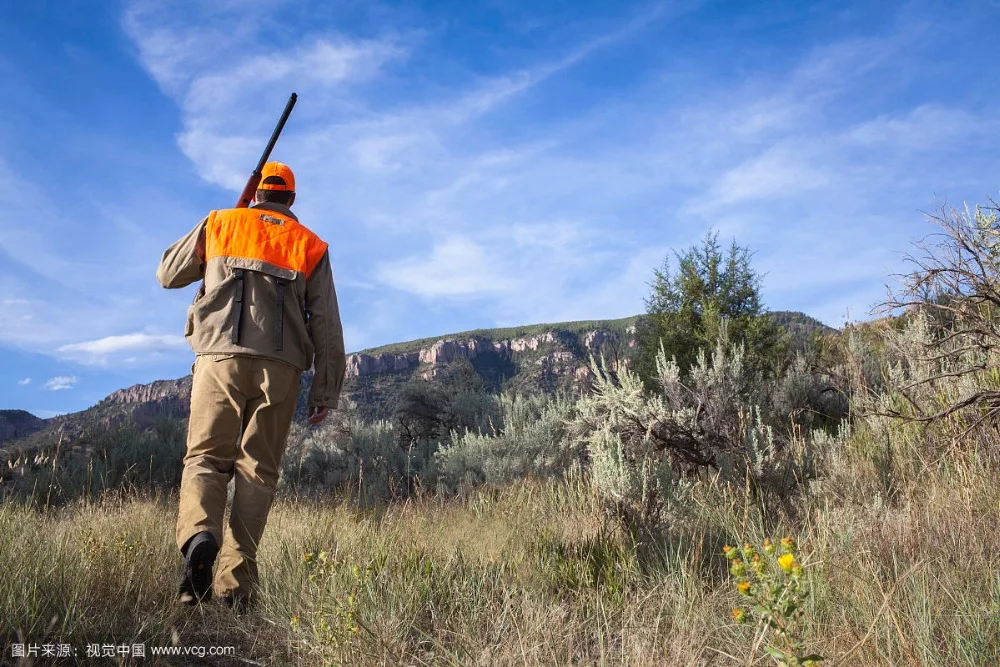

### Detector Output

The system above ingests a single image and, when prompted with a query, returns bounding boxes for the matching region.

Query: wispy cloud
[105,0,1000,348]
[0,152,185,360]
[43,376,78,391]
[842,105,987,150]
[57,333,187,366]
[17,378,31,386]
[376,237,521,298]
[703,144,830,210]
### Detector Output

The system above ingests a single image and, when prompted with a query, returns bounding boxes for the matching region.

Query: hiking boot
[177,532,219,605]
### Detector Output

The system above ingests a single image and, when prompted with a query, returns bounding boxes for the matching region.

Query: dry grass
[3,423,1000,666]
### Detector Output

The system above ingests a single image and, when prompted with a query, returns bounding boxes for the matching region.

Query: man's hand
[308,406,330,425]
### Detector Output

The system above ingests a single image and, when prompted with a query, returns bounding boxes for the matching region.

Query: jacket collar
[251,201,299,222]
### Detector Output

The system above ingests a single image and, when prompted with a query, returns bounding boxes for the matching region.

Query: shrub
[281,403,428,502]
[878,201,1000,433]
[392,359,500,449]
[573,322,820,530]
[2,416,185,504]
[772,353,849,433]
[434,392,582,493]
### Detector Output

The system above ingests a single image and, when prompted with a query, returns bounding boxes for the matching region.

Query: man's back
[158,162,346,608]
[157,200,346,410]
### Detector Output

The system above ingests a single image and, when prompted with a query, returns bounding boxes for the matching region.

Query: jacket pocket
[185,282,207,338]
[222,258,300,353]
[188,271,241,346]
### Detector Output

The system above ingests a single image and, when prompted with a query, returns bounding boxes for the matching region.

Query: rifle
[234,92,298,208]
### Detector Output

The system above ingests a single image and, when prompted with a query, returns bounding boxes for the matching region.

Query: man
[157,161,346,608]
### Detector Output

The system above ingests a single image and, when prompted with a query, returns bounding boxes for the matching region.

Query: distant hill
[770,311,838,345]
[0,410,44,444]
[0,311,834,458]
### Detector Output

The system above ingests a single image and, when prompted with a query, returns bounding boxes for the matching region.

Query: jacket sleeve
[305,250,347,409]
[157,217,208,289]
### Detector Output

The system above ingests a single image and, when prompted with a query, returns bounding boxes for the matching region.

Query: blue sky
[1,0,998,417]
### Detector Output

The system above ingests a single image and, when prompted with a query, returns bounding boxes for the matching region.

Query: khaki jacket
[157,202,346,409]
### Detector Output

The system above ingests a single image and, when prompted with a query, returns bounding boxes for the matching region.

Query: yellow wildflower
[737,580,751,596]
[778,553,797,572]
[780,537,795,551]
[732,608,747,623]
[763,538,776,555]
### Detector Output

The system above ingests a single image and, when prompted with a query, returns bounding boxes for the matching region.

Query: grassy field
[3,423,999,666]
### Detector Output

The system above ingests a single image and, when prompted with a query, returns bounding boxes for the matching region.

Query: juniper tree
[635,231,786,384]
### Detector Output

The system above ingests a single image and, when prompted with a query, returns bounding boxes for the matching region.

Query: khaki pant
[176,354,301,601]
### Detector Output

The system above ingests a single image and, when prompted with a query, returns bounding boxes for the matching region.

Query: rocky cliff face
[346,351,420,377]
[346,328,630,380]
[98,378,192,407]
[95,378,194,430]
[341,325,636,417]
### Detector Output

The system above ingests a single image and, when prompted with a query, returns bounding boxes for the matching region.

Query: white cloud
[842,105,987,150]
[57,333,187,366]
[705,145,830,209]
[437,3,671,124]
[350,133,429,173]
[17,378,31,386]
[43,376,78,391]
[124,1,411,193]
[376,237,521,298]
[184,38,404,116]
[0,154,179,359]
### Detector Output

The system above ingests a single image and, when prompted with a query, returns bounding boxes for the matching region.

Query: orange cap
[258,161,295,192]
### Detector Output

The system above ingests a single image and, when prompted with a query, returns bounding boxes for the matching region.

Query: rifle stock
[235,92,298,208]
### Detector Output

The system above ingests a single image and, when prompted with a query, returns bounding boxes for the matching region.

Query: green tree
[635,231,786,383]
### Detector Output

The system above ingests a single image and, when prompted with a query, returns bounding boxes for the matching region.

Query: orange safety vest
[203,206,328,350]
[204,207,328,279]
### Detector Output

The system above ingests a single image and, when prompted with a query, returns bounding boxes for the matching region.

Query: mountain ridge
[2,311,834,456]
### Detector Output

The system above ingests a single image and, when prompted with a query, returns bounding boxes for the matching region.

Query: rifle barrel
[235,93,298,208]
[255,93,298,174]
